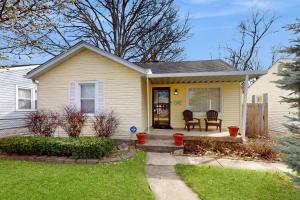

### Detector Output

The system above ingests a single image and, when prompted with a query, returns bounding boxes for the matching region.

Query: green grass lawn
[0,152,154,200]
[176,164,300,200]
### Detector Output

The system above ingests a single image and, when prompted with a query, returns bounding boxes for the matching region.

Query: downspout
[242,74,249,142]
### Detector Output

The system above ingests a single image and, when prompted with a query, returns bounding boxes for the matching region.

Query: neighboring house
[0,65,38,136]
[26,42,265,138]
[248,59,295,134]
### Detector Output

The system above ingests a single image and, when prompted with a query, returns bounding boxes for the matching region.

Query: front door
[152,87,171,129]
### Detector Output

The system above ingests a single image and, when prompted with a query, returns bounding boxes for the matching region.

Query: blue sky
[3,0,300,69]
[176,0,300,69]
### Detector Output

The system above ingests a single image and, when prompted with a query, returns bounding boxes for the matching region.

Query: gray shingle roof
[136,60,237,74]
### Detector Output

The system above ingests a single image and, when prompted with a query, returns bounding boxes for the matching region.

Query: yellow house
[26,42,265,140]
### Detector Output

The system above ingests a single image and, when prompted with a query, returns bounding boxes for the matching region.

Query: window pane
[81,84,95,98]
[18,88,31,99]
[81,99,95,113]
[188,88,221,112]
[188,88,209,112]
[18,99,31,109]
[35,90,37,109]
[210,88,220,112]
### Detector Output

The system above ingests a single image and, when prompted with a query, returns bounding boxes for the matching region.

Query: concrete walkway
[146,152,291,200]
[146,153,200,200]
[147,152,291,172]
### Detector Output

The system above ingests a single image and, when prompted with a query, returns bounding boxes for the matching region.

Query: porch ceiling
[148,71,266,84]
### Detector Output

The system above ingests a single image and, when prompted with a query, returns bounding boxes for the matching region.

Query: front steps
[136,138,183,153]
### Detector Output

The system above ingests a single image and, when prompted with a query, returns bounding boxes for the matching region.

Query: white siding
[0,67,37,134]
[247,60,295,133]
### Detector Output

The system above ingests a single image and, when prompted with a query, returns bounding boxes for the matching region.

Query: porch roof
[147,70,266,84]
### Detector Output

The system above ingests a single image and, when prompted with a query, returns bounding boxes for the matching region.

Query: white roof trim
[26,42,146,79]
[0,65,39,73]
[147,70,267,78]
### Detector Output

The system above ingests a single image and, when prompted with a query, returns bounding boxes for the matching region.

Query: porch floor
[149,128,243,143]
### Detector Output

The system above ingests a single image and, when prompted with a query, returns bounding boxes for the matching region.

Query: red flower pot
[173,133,184,146]
[136,132,147,144]
[228,126,239,137]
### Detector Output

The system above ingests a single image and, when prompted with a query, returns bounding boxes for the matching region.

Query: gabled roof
[136,60,237,74]
[26,41,147,79]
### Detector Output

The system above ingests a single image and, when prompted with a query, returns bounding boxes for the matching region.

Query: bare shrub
[61,106,87,137]
[26,110,59,137]
[93,111,119,137]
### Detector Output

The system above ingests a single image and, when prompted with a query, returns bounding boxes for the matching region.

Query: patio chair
[183,110,201,131]
[204,110,222,132]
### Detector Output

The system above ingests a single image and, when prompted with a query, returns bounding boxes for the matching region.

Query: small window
[17,87,35,110]
[263,93,268,103]
[188,88,221,112]
[252,95,256,103]
[80,83,95,113]
[256,95,263,103]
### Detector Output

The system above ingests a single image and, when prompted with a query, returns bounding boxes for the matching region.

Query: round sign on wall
[130,126,137,134]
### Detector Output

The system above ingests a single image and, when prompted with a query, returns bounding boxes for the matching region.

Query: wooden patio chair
[183,110,201,131]
[204,110,222,132]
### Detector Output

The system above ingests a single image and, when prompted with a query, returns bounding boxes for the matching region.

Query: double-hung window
[80,83,95,114]
[17,87,36,111]
[188,88,222,113]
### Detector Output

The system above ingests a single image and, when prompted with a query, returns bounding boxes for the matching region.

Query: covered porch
[145,71,266,142]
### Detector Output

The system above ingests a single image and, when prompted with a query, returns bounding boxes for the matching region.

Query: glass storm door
[152,87,171,129]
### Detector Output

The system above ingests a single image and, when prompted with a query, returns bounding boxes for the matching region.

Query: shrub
[61,106,87,137]
[0,136,114,159]
[26,110,59,137]
[93,111,119,137]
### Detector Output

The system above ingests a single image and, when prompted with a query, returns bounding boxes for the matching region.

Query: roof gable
[26,42,147,79]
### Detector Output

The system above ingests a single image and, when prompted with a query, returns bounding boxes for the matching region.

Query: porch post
[147,76,150,134]
[241,74,249,141]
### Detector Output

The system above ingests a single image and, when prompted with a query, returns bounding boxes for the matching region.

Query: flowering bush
[93,111,119,137]
[61,106,87,137]
[26,110,59,137]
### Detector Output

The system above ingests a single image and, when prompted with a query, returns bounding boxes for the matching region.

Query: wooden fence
[246,103,268,138]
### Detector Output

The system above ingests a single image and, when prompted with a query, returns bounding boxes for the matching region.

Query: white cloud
[233,0,275,11]
[187,0,218,5]
[180,0,298,19]
[190,8,243,19]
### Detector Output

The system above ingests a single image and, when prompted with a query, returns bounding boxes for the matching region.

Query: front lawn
[176,164,300,200]
[0,152,154,200]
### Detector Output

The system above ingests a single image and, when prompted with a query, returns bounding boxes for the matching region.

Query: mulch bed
[0,146,137,164]
[184,137,280,161]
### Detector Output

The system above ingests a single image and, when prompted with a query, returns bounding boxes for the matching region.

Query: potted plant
[136,132,147,144]
[228,126,239,137]
[173,133,184,146]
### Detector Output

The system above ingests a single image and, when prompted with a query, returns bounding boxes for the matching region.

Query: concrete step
[147,134,173,140]
[136,139,183,153]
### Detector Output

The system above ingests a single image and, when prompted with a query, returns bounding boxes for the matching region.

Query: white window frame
[16,85,37,111]
[79,82,96,115]
[186,85,224,115]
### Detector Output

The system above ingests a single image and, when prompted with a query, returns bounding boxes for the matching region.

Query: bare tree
[0,0,66,57]
[0,0,47,24]
[225,10,277,70]
[1,0,190,62]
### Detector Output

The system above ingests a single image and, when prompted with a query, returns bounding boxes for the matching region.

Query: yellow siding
[37,49,144,135]
[149,82,241,129]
